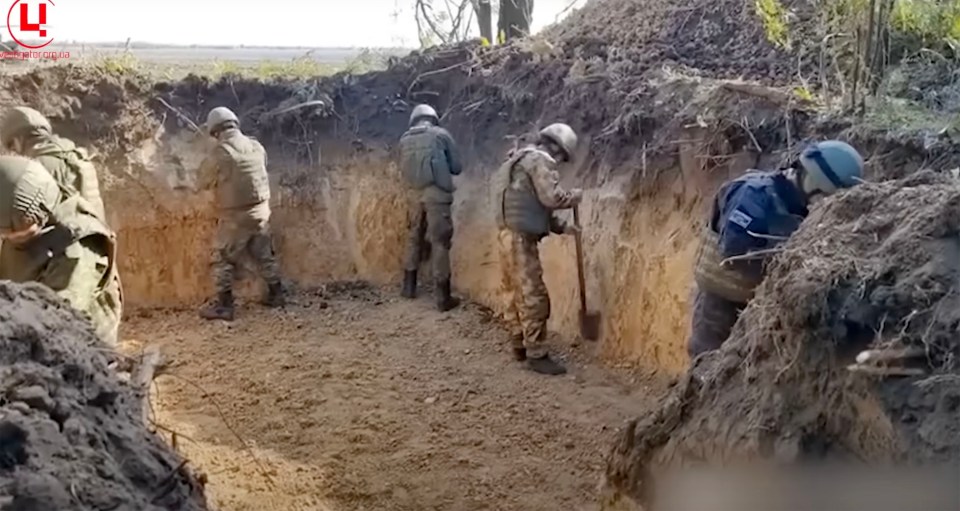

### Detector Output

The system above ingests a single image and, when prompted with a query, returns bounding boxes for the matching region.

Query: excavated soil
[0,281,207,510]
[123,283,660,511]
[603,171,960,510]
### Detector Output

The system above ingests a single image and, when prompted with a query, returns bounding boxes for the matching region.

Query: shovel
[573,205,601,340]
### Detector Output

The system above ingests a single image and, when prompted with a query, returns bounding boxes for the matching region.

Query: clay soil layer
[124,283,661,511]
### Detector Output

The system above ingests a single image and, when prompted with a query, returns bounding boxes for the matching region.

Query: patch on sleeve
[728,209,752,229]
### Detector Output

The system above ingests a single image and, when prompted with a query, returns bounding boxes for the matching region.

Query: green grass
[79,48,390,81]
[861,95,958,132]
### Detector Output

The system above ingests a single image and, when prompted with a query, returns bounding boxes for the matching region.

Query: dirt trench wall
[112,124,725,374]
[9,56,941,373]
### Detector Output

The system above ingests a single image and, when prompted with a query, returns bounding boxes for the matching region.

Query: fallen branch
[150,459,190,503]
[260,100,326,119]
[855,346,926,365]
[720,248,785,266]
[846,364,926,377]
[155,98,203,134]
[406,61,470,98]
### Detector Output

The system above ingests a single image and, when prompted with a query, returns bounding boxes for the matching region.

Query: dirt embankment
[0,281,207,510]
[602,171,960,510]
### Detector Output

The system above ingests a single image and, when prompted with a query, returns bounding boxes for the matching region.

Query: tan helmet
[0,106,52,150]
[0,155,60,231]
[204,107,240,135]
[539,123,577,161]
[409,104,439,126]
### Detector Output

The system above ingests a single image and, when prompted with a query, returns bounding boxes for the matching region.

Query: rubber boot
[262,282,285,307]
[436,279,460,312]
[200,291,235,321]
[401,270,417,299]
[526,354,567,375]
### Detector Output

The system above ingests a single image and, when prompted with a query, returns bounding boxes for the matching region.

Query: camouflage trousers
[498,228,550,359]
[404,200,453,282]
[687,287,745,359]
[212,201,282,293]
[46,241,123,347]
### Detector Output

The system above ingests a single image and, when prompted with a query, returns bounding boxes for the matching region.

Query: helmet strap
[806,150,845,189]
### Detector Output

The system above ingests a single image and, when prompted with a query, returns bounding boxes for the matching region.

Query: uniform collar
[771,171,808,216]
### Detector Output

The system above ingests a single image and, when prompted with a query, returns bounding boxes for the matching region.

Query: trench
[0,63,791,509]
[107,122,753,509]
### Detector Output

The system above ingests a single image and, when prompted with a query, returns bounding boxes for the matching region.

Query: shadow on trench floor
[122,282,665,511]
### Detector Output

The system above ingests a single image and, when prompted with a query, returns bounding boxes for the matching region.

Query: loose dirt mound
[548,0,810,84]
[604,170,960,508]
[0,281,207,510]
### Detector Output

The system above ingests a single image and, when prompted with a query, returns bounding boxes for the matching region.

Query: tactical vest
[494,147,550,235]
[31,137,106,221]
[217,134,271,210]
[693,171,800,303]
[693,227,762,304]
[399,126,454,193]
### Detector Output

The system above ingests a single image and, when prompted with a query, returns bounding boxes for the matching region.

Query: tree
[414,0,475,46]
[497,0,533,42]
[473,0,494,43]
[412,0,533,47]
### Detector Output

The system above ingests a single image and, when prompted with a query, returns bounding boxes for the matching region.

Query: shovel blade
[580,311,601,341]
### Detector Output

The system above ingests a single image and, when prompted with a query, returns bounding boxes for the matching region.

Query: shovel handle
[573,205,588,313]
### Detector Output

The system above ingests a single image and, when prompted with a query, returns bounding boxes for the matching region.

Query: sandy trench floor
[122,281,662,511]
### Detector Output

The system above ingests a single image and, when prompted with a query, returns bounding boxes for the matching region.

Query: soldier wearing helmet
[195,106,284,321]
[398,103,464,312]
[0,106,107,222]
[493,122,584,375]
[0,155,123,345]
[689,140,865,359]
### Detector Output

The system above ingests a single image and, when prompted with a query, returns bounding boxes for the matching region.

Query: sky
[21,0,588,47]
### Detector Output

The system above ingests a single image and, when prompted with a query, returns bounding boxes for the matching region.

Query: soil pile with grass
[546,0,815,84]
[0,282,207,510]
[604,170,960,508]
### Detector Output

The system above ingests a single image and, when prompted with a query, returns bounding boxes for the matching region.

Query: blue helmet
[798,140,864,195]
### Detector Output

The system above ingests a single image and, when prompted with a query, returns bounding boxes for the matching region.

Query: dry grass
[6,47,397,81]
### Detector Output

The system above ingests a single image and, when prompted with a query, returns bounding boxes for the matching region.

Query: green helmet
[0,106,52,150]
[798,140,864,195]
[409,104,439,126]
[0,155,60,231]
[539,123,577,161]
[204,106,240,135]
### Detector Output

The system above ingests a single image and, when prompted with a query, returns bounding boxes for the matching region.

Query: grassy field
[2,43,411,79]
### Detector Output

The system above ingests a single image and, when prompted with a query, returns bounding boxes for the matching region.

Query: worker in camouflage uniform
[197,106,284,321]
[0,155,123,345]
[399,104,463,312]
[689,140,864,360]
[1,106,107,221]
[495,123,583,376]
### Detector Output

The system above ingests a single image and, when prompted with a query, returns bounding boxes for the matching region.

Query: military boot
[262,282,286,308]
[436,279,460,312]
[401,270,417,299]
[526,354,567,376]
[199,291,235,321]
[510,333,526,361]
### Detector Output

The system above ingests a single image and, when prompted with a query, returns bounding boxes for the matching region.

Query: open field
[3,43,410,78]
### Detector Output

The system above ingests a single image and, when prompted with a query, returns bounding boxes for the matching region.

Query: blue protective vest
[709,170,808,279]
